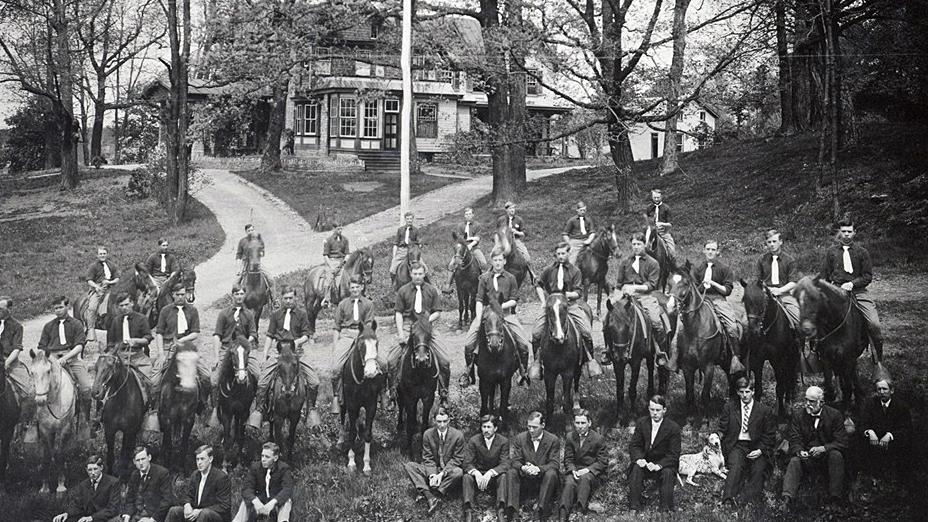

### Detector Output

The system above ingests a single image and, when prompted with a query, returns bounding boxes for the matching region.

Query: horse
[603,295,667,420]
[75,263,157,336]
[396,317,439,452]
[241,266,270,333]
[92,349,145,475]
[667,265,731,417]
[158,347,204,471]
[448,232,480,329]
[740,279,800,418]
[539,294,583,423]
[473,299,519,428]
[794,276,885,412]
[340,321,385,475]
[216,336,257,469]
[493,224,531,288]
[269,340,308,461]
[576,225,620,315]
[0,360,22,481]
[149,268,198,327]
[644,226,676,292]
[28,349,76,494]
[394,243,426,291]
[303,247,374,338]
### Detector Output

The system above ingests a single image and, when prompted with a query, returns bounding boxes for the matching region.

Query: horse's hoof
[39,486,50,495]
[347,462,357,473]
[363,465,372,476]
[307,409,322,428]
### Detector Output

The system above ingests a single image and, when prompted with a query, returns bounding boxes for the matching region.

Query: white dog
[676,433,728,486]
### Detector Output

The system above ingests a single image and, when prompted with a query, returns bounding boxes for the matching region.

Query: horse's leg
[181,417,194,471]
[701,362,716,416]
[629,356,642,410]
[478,377,490,417]
[614,357,626,415]
[221,410,232,470]
[105,426,117,474]
[346,408,358,472]
[543,372,557,423]
[363,398,376,475]
[421,392,435,439]
[683,366,696,413]
[53,432,66,495]
[288,411,299,462]
[822,361,837,403]
[499,378,512,430]
[38,433,50,494]
[567,372,579,413]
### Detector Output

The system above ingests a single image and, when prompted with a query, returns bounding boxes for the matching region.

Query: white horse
[29,349,77,494]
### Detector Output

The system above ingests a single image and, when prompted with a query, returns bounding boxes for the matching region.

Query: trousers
[782,450,845,499]
[628,466,676,511]
[721,441,770,502]
[404,462,463,497]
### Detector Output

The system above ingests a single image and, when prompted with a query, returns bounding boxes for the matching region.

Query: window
[416,102,438,138]
[438,70,454,84]
[699,111,706,121]
[314,59,331,76]
[339,97,357,137]
[526,70,541,95]
[363,101,379,138]
[676,132,684,153]
[294,101,318,136]
[384,98,400,113]
[650,132,659,159]
[329,97,339,136]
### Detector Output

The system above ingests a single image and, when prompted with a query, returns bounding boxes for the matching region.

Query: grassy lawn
[0,174,224,319]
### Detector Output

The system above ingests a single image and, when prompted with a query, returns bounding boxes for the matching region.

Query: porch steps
[357,150,400,172]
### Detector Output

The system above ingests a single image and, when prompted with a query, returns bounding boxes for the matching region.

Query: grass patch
[0,174,224,318]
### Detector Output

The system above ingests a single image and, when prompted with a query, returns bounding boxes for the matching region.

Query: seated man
[151,284,210,411]
[507,411,560,521]
[559,409,608,520]
[462,249,531,387]
[235,442,294,522]
[146,238,180,294]
[254,285,319,426]
[462,415,509,522]
[403,407,465,516]
[755,229,800,327]
[210,285,259,423]
[858,378,912,486]
[321,223,349,307]
[107,292,154,405]
[720,376,777,505]
[643,189,677,263]
[561,201,596,266]
[781,386,849,511]
[120,445,173,522]
[328,276,377,414]
[166,445,231,522]
[690,239,745,374]
[496,201,531,263]
[628,395,681,513]
[531,242,594,376]
[84,245,120,345]
[38,296,92,436]
[389,212,421,282]
[52,454,119,522]
[459,207,488,271]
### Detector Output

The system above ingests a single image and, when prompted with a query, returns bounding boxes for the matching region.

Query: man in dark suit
[120,446,172,522]
[628,395,681,513]
[782,386,849,510]
[166,445,232,522]
[237,442,294,522]
[858,378,913,486]
[719,376,778,505]
[507,411,561,521]
[403,408,465,516]
[52,454,119,522]
[462,415,509,522]
[558,409,609,521]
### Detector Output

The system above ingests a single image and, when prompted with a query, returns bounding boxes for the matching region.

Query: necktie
[414,286,422,314]
[160,254,167,273]
[493,273,500,292]
[557,264,564,290]
[579,216,586,235]
[811,414,821,430]
[265,468,271,498]
[741,402,750,433]
[508,216,513,228]
[465,222,471,237]
[102,262,111,280]
[58,319,67,345]
[842,246,853,274]
[882,401,889,411]
[93,479,99,491]
[234,307,241,322]
[122,315,131,343]
[632,255,640,274]
[197,473,206,505]
[0,319,4,337]
[176,307,187,334]
[404,227,410,245]
[283,309,291,331]
[771,255,780,285]
[352,299,360,321]
[142,473,148,485]
[703,262,714,283]
[439,432,446,467]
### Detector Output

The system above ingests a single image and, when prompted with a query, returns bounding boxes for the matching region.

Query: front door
[384,113,399,150]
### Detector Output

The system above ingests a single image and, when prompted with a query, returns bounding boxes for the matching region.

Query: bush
[437,129,488,165]
[126,144,167,199]
[0,96,58,173]
[117,105,160,163]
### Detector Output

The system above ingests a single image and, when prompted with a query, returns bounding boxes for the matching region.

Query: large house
[627,102,718,161]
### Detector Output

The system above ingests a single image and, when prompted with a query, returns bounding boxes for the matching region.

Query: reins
[815,292,855,344]
[97,354,131,404]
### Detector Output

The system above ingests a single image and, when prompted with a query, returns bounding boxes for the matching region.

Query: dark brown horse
[269,340,309,461]
[158,346,204,471]
[75,263,157,334]
[396,317,438,452]
[475,300,519,428]
[216,336,256,469]
[448,232,480,329]
[0,361,21,481]
[603,295,667,421]
[577,225,619,315]
[540,294,583,423]
[645,226,675,292]
[493,224,531,288]
[149,268,197,327]
[740,279,800,417]
[795,276,885,412]
[93,350,145,474]
[394,243,426,291]
[303,248,374,337]
[241,267,270,333]
[340,321,384,475]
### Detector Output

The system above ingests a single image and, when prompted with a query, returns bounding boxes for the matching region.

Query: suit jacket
[719,399,778,459]
[564,429,609,476]
[787,405,849,456]
[464,433,510,475]
[242,460,294,506]
[629,417,682,470]
[181,468,232,520]
[125,463,173,521]
[859,397,911,444]
[422,426,466,476]
[67,474,120,521]
[511,430,561,474]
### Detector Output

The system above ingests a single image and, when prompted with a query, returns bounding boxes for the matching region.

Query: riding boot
[305,387,321,428]
[461,353,475,387]
[331,378,342,414]
[529,341,543,381]
[207,389,221,428]
[729,339,745,375]
[78,395,93,441]
[654,331,669,367]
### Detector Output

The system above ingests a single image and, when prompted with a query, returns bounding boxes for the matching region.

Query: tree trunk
[164,0,191,223]
[608,121,635,212]
[506,0,527,190]
[661,0,690,176]
[775,0,796,134]
[481,0,515,205]
[90,80,107,160]
[261,79,288,171]
[54,0,78,189]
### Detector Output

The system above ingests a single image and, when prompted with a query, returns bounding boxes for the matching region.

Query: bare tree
[161,0,192,223]
[661,0,691,175]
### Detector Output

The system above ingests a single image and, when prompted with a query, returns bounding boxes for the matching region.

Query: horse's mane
[134,262,148,274]
[346,248,369,266]
[410,315,433,343]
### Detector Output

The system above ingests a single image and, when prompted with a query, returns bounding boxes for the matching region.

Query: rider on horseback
[387,263,451,409]
[320,223,350,308]
[145,238,180,296]
[818,217,882,358]
[755,229,800,327]
[606,233,673,366]
[497,201,531,263]
[691,240,745,374]
[562,201,596,266]
[84,246,120,345]
[445,207,489,290]
[461,249,532,387]
[38,296,93,435]
[107,292,154,406]
[644,189,678,263]
[390,212,423,283]
[236,224,265,274]
[150,284,209,409]
[530,242,595,376]
[1,296,32,414]
[209,285,260,424]
[329,275,382,414]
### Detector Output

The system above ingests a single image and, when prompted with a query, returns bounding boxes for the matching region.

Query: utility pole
[399,0,412,224]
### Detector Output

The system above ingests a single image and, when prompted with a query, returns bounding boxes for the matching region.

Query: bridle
[608,299,642,355]
[95,352,130,403]
[746,287,782,336]
[802,285,855,344]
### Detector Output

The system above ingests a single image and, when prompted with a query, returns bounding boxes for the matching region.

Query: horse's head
[795,276,827,338]
[408,317,433,369]
[604,295,635,347]
[242,238,263,272]
[740,278,769,337]
[406,243,423,265]
[482,299,504,352]
[494,224,513,256]
[174,344,200,390]
[275,340,300,398]
[92,350,124,401]
[226,335,253,384]
[28,349,55,406]
[602,224,620,257]
[358,321,380,379]
[666,261,696,313]
[355,248,374,284]
[545,293,570,343]
[181,269,197,303]
[449,232,470,272]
